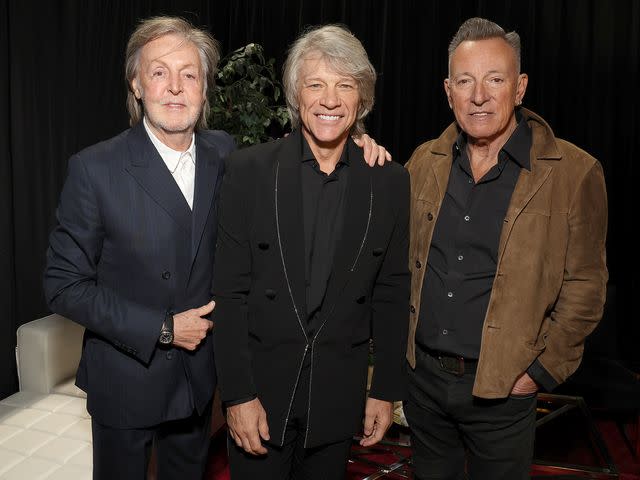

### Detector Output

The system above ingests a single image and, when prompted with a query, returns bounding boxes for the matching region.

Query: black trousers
[404,348,537,480]
[92,404,212,480]
[228,359,352,480]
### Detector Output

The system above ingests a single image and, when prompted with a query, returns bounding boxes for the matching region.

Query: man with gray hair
[404,17,608,478]
[44,15,234,479]
[213,24,410,479]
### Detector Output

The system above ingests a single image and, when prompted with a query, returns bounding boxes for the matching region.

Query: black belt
[419,345,478,376]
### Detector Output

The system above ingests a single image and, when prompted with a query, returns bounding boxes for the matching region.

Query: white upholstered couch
[0,314,225,480]
[0,314,91,479]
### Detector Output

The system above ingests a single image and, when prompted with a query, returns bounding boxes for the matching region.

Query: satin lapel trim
[497,160,552,263]
[275,133,308,338]
[124,125,192,233]
[191,135,221,259]
[321,141,373,326]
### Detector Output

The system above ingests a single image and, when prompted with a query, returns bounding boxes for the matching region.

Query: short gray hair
[448,17,521,75]
[282,24,376,137]
[125,16,220,129]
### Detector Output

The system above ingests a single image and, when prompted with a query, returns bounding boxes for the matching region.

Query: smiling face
[444,37,528,148]
[131,33,205,148]
[297,55,360,152]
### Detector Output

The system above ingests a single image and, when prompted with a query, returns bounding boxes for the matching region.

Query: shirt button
[468,179,473,184]
[447,291,454,298]
[166,352,174,360]
[464,215,470,222]
[457,255,464,261]
[162,271,171,280]
[442,329,448,335]
[415,260,422,269]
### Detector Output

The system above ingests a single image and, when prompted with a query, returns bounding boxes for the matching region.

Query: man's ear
[516,73,528,105]
[444,78,452,108]
[131,78,142,99]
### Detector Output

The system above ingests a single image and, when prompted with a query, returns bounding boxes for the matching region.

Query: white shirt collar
[143,117,196,172]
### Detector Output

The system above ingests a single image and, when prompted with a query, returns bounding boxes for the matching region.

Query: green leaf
[209,42,291,146]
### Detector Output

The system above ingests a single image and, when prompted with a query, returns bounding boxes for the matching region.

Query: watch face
[159,330,173,345]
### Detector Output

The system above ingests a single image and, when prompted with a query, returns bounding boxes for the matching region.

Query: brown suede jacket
[406,108,608,398]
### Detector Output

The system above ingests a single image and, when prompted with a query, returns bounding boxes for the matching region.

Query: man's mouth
[316,114,342,121]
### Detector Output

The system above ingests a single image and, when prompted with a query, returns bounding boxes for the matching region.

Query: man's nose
[471,81,489,105]
[168,73,183,95]
[320,87,341,108]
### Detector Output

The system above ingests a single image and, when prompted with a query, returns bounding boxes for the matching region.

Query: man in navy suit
[43,16,234,479]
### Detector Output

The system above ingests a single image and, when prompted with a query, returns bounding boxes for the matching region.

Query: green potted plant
[209,43,291,147]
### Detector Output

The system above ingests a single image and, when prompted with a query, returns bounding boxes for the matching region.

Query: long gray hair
[283,24,376,137]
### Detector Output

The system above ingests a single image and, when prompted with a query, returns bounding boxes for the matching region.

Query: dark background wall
[1,0,637,399]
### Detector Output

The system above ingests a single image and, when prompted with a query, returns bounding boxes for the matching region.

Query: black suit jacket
[44,123,234,428]
[212,130,410,448]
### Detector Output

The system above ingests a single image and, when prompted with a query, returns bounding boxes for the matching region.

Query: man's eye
[152,71,164,77]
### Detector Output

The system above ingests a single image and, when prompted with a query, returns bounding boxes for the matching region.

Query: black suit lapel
[275,131,308,332]
[124,123,192,233]
[322,139,373,321]
[191,134,221,259]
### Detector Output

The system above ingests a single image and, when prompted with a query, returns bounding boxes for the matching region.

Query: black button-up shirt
[301,135,349,322]
[416,116,531,359]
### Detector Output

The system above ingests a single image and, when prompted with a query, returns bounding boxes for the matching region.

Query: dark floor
[204,406,639,479]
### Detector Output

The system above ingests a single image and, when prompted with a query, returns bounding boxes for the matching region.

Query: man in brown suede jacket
[404,17,608,479]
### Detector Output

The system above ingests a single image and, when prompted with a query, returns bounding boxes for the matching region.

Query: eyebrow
[453,69,505,77]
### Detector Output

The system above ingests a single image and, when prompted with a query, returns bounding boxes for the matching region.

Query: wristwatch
[159,311,174,345]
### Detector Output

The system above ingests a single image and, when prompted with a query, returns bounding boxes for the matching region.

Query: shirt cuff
[527,359,558,392]
[223,394,257,408]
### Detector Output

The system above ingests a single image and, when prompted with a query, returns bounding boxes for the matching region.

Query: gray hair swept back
[125,16,220,129]
[448,17,521,75]
[283,24,376,137]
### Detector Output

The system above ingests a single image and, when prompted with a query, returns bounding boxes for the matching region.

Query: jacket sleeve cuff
[527,359,559,392]
[223,394,257,408]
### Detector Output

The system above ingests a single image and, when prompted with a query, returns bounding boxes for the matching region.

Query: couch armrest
[16,313,84,394]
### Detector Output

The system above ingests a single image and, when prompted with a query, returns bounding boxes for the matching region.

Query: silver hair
[282,24,376,137]
[448,17,521,75]
[125,16,220,129]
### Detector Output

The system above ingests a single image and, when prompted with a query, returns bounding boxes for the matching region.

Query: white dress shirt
[143,117,196,209]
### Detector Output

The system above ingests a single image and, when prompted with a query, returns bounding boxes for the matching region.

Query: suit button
[410,305,416,313]
[356,296,366,304]
[166,351,174,360]
[372,247,384,256]
[427,213,433,221]
[265,289,277,299]
[162,271,171,280]
[258,242,270,250]
[415,260,422,269]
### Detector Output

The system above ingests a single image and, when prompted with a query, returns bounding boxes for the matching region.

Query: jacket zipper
[280,343,309,445]
[276,165,374,447]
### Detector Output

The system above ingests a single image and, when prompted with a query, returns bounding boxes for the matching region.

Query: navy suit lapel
[124,123,192,233]
[322,139,373,320]
[275,131,308,326]
[191,134,221,259]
